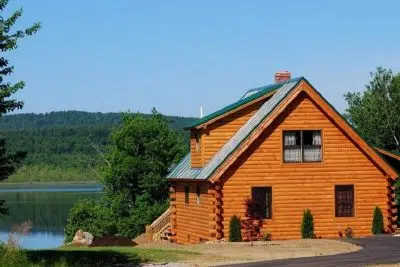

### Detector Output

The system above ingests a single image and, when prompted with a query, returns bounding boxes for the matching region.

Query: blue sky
[5,0,400,117]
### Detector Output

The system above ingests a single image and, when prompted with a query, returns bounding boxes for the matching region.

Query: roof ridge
[240,77,303,99]
[185,77,303,129]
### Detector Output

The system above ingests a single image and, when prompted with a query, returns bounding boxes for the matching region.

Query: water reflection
[0,184,102,249]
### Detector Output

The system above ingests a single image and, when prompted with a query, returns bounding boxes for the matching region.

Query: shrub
[64,198,117,243]
[229,215,242,242]
[242,198,263,243]
[261,232,272,241]
[0,242,30,267]
[345,226,353,238]
[301,209,314,239]
[372,206,384,235]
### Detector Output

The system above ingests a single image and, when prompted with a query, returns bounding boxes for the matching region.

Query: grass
[25,246,201,267]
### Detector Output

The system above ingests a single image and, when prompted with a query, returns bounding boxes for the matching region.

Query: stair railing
[145,208,171,242]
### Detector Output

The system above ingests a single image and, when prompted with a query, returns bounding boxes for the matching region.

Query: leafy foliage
[345,226,353,238]
[0,0,40,215]
[0,242,31,267]
[344,67,400,151]
[64,198,117,243]
[65,110,186,241]
[228,215,242,242]
[242,198,263,243]
[372,206,384,235]
[301,209,314,239]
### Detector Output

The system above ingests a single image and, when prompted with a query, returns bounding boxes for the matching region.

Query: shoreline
[0,180,100,186]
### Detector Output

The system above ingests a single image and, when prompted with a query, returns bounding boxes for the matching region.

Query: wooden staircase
[145,208,175,242]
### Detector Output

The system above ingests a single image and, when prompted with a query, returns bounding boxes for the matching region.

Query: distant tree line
[0,111,196,182]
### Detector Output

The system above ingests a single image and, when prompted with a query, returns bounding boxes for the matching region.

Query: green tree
[103,109,186,204]
[65,110,186,241]
[371,206,384,235]
[0,0,40,214]
[0,0,40,178]
[344,67,400,151]
[229,215,242,242]
[301,209,314,239]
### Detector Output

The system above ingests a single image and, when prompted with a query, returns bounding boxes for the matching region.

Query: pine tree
[229,215,242,242]
[301,209,314,239]
[372,206,384,235]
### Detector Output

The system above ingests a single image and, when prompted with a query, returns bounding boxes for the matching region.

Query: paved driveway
[223,235,400,267]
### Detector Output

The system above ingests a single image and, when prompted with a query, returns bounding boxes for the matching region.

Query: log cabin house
[165,72,400,244]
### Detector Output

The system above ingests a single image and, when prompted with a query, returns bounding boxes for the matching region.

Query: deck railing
[145,208,171,242]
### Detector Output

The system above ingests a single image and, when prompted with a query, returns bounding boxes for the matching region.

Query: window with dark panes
[283,130,322,163]
[251,187,272,219]
[184,185,189,204]
[335,185,354,217]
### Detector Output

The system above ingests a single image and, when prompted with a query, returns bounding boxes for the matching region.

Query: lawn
[25,246,200,267]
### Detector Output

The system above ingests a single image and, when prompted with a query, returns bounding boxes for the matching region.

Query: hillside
[0,111,196,183]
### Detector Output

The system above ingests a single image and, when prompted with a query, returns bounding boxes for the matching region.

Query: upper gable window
[283,130,322,163]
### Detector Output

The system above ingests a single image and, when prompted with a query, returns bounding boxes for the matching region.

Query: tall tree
[0,0,40,183]
[65,109,187,241]
[102,109,186,204]
[344,67,400,151]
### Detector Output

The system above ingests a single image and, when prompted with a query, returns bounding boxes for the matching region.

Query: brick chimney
[275,71,291,83]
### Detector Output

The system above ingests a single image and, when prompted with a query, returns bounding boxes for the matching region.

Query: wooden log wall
[219,92,394,240]
[169,184,177,242]
[191,98,267,168]
[174,182,213,244]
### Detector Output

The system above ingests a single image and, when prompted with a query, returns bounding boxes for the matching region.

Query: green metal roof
[168,77,400,181]
[184,78,302,129]
[168,78,302,180]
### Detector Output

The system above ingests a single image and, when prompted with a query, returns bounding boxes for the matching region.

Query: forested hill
[0,111,195,131]
[0,111,197,183]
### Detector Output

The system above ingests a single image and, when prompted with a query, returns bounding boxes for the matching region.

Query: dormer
[186,80,283,168]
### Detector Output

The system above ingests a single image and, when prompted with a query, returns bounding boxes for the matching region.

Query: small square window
[283,130,322,163]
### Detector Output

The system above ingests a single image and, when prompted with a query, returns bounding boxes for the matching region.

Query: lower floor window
[251,187,272,219]
[335,185,354,217]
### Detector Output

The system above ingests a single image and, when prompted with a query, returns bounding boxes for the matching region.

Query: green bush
[345,226,353,238]
[261,232,271,241]
[372,206,384,235]
[229,215,242,242]
[64,198,117,243]
[301,209,314,239]
[0,242,30,267]
[65,195,168,243]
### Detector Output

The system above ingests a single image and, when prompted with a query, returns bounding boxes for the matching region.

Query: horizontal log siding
[190,131,202,168]
[191,100,265,168]
[175,182,212,244]
[196,100,265,167]
[221,92,390,240]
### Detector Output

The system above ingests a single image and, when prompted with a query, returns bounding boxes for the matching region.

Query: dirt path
[138,239,360,266]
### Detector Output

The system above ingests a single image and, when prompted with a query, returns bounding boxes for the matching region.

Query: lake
[0,184,102,249]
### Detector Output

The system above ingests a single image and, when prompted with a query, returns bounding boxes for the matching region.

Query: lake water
[0,184,102,249]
